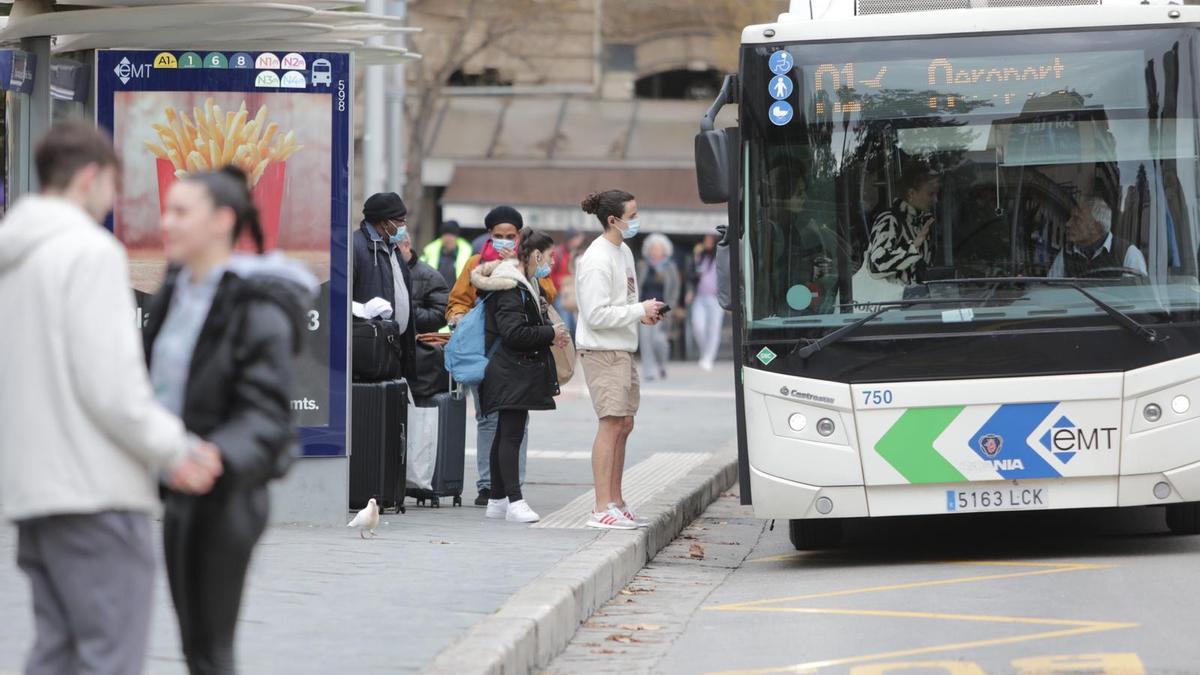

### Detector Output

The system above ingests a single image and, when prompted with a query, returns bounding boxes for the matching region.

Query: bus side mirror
[695,130,730,204]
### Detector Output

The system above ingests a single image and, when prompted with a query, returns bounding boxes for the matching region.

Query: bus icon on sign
[311,59,332,86]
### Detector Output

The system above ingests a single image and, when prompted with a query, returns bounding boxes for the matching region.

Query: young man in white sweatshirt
[0,123,222,675]
[576,190,665,530]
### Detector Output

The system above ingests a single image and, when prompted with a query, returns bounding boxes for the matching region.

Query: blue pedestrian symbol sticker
[768,51,793,76]
[769,75,793,100]
[769,101,794,126]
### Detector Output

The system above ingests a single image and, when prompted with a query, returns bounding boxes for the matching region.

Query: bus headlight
[788,413,808,432]
[1144,404,1163,423]
[1172,395,1190,415]
[816,418,836,437]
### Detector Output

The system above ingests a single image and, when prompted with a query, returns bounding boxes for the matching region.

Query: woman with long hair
[688,234,724,371]
[143,166,315,674]
[471,228,569,523]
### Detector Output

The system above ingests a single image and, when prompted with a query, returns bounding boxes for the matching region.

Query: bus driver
[1047,196,1147,278]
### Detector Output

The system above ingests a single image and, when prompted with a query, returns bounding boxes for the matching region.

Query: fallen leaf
[591,648,618,655]
[430,540,452,545]
[618,624,662,632]
[607,634,641,644]
[689,543,706,560]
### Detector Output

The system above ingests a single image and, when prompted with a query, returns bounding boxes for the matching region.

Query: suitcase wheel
[453,496,463,507]
[416,498,426,507]
[432,497,441,508]
[399,504,407,514]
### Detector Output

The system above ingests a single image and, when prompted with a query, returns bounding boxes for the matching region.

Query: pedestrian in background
[576,190,664,530]
[637,233,681,382]
[551,227,585,338]
[145,165,316,674]
[471,229,568,523]
[352,192,417,379]
[447,206,558,506]
[688,234,724,371]
[400,231,451,398]
[421,219,472,288]
[0,122,222,675]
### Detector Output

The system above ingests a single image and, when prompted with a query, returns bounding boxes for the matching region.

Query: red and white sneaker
[586,506,637,530]
[615,503,651,528]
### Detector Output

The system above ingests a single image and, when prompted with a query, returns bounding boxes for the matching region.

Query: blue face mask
[493,238,517,252]
[619,217,641,240]
[534,263,552,279]
[388,226,408,244]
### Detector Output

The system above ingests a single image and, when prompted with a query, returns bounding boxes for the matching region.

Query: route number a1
[862,389,893,406]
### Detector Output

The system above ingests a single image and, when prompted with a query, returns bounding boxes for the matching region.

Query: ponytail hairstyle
[183,165,264,253]
[581,189,635,230]
[518,228,554,265]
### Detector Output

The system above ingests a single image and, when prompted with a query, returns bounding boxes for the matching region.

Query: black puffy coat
[407,253,450,399]
[144,262,312,490]
[352,221,417,378]
[472,260,559,415]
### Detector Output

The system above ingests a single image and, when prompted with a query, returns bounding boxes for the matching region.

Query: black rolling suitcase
[410,382,468,508]
[349,379,408,514]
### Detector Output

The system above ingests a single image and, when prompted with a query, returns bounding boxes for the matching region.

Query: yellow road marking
[703,560,1134,674]
[709,562,1111,610]
[708,621,1136,674]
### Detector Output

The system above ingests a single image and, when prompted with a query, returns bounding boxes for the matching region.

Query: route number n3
[862,389,893,406]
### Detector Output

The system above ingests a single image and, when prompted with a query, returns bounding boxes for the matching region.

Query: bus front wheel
[1166,502,1200,535]
[788,518,843,550]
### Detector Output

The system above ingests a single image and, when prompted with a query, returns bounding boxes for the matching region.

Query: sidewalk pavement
[0,362,737,675]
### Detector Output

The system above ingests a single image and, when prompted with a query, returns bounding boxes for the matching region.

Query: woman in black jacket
[144,166,315,675]
[471,229,569,523]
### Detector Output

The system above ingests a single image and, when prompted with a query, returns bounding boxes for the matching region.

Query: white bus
[696,0,1200,549]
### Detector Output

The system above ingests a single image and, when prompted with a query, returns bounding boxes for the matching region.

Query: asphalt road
[548,490,1200,674]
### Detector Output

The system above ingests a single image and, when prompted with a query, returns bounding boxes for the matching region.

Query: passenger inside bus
[763,166,841,315]
[1047,195,1147,278]
[853,166,940,302]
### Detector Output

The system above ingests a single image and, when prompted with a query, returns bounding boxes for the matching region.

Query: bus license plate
[946,487,1048,512]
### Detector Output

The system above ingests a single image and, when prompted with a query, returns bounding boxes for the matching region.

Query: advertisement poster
[96,50,351,457]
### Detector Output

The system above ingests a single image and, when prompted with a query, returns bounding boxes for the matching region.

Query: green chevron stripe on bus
[874,406,967,484]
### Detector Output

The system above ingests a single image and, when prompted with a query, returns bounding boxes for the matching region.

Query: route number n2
[863,389,893,406]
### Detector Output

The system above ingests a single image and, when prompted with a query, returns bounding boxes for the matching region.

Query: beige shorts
[580,350,640,419]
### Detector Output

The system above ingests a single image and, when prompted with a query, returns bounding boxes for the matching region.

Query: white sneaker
[506,499,540,523]
[586,506,637,530]
[699,359,714,372]
[614,503,651,528]
[486,498,509,519]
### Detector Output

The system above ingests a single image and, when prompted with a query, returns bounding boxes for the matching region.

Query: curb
[425,453,738,675]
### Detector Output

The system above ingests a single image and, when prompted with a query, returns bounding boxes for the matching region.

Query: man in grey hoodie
[0,122,222,675]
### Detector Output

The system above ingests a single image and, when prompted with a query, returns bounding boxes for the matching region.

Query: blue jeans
[554,298,577,339]
[471,385,528,491]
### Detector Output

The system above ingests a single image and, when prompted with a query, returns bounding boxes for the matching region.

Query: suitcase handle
[449,375,464,401]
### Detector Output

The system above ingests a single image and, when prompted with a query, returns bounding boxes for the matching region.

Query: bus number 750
[862,389,894,406]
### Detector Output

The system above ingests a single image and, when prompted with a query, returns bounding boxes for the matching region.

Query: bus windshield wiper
[924,277,1165,344]
[792,298,966,359]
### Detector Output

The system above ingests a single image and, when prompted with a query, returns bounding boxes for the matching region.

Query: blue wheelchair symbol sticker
[769,76,793,100]
[768,101,794,126]
[768,51,793,76]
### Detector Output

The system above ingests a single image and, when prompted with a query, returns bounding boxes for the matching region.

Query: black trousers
[490,409,529,502]
[163,486,269,675]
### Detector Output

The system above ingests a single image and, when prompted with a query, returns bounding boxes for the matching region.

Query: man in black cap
[353,192,416,378]
[420,219,472,288]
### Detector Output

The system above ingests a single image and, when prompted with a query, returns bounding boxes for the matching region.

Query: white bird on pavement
[348,498,380,538]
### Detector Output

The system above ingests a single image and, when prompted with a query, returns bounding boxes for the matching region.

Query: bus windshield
[742,27,1200,336]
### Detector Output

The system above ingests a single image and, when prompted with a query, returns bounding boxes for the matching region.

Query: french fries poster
[97,50,352,452]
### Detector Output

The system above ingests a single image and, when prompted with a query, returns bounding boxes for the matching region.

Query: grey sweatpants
[16,511,156,675]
